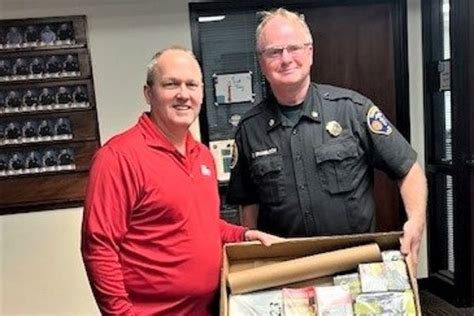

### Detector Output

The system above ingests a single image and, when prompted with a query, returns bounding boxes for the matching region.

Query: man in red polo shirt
[81,47,279,315]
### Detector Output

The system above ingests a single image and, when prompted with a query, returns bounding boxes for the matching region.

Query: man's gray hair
[256,8,313,51]
[145,46,198,86]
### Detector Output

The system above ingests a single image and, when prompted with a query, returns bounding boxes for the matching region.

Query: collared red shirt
[82,113,245,316]
[227,83,417,237]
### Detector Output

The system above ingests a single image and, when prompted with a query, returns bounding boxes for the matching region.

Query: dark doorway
[422,0,474,307]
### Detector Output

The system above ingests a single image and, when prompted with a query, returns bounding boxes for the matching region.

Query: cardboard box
[220,231,421,316]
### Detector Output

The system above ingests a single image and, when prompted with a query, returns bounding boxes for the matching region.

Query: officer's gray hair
[256,8,313,52]
[145,46,198,86]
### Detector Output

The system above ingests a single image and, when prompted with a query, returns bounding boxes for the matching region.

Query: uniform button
[295,154,302,161]
[299,185,305,190]
[292,129,298,135]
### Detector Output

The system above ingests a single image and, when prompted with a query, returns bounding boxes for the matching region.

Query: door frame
[422,0,473,306]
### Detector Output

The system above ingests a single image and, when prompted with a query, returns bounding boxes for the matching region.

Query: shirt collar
[265,83,322,131]
[138,112,200,156]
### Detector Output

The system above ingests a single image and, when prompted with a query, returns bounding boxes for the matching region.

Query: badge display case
[0,16,100,214]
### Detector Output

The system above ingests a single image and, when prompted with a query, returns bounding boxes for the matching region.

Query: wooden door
[300,2,407,231]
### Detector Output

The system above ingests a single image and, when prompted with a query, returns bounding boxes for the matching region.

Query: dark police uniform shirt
[227,83,417,237]
[39,93,55,106]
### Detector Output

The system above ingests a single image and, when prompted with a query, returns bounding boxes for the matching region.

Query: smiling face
[258,16,313,93]
[144,49,203,134]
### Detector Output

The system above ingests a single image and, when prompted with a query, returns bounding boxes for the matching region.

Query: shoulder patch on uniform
[367,105,393,135]
[230,142,238,169]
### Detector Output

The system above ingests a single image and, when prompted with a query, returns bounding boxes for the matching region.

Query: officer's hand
[244,230,285,247]
[400,218,425,273]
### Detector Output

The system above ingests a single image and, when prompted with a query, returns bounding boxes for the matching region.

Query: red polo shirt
[81,113,245,315]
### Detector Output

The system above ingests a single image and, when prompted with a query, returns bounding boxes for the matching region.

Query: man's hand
[244,230,285,247]
[400,217,425,272]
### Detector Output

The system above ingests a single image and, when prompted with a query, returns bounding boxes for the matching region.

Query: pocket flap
[250,157,283,177]
[315,140,358,163]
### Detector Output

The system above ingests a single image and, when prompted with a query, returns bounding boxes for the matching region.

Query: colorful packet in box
[333,272,361,299]
[385,260,411,291]
[315,285,353,316]
[359,262,388,292]
[283,286,316,316]
[354,289,416,316]
[229,289,282,316]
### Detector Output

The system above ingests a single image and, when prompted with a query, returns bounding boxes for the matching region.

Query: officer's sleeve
[359,100,417,179]
[226,127,258,205]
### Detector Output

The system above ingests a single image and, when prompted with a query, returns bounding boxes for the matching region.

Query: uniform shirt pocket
[315,139,360,194]
[250,155,286,206]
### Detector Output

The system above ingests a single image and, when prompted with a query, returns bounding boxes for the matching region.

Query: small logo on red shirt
[201,164,211,176]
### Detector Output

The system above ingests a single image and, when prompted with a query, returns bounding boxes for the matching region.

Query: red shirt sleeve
[81,146,140,315]
[219,219,246,243]
[207,152,247,244]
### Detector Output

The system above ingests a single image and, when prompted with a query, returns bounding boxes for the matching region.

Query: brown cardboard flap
[225,232,405,260]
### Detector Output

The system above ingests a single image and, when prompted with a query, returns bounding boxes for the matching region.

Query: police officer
[29,58,44,75]
[9,152,25,171]
[24,25,39,44]
[39,88,55,106]
[57,23,74,42]
[72,86,88,104]
[23,90,38,108]
[38,119,53,137]
[58,148,74,166]
[5,90,22,109]
[13,58,29,76]
[45,55,62,74]
[56,86,72,104]
[6,27,22,46]
[63,54,79,72]
[40,25,56,44]
[26,151,42,169]
[227,8,427,267]
[0,59,12,78]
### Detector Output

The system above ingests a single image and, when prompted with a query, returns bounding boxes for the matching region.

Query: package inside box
[220,231,421,316]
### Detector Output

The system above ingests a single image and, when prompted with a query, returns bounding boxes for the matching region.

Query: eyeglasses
[259,43,312,59]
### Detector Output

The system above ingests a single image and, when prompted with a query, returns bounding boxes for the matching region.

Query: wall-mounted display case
[0,15,100,214]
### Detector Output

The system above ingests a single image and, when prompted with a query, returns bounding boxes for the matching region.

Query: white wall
[0,0,426,314]
[407,0,428,278]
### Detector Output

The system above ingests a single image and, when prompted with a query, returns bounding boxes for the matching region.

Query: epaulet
[316,84,368,106]
[238,101,265,125]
